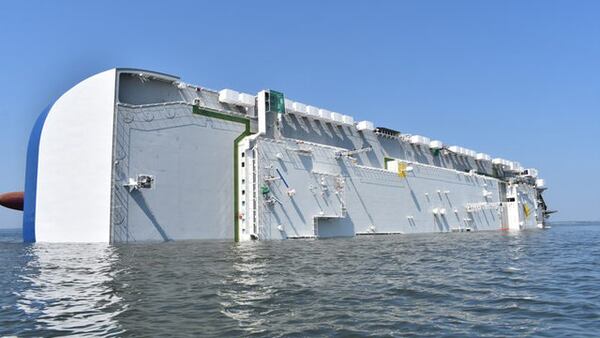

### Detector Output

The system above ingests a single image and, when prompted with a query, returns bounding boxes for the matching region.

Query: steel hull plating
[23,69,550,242]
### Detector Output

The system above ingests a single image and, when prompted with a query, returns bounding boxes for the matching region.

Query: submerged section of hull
[249,138,504,240]
[110,71,547,242]
[112,104,246,242]
[23,68,550,243]
[240,94,545,241]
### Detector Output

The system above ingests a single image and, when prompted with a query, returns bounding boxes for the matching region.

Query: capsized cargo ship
[0,69,554,243]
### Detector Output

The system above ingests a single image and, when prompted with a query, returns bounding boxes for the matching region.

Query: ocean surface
[1,223,599,337]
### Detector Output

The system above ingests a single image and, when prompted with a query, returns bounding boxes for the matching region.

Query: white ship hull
[21,69,551,242]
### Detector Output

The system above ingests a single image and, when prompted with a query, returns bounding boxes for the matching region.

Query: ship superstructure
[16,69,551,242]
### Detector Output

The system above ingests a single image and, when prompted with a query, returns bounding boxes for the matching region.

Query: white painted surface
[385,159,400,173]
[465,149,477,157]
[356,120,374,131]
[409,135,431,146]
[508,161,523,172]
[525,168,539,178]
[429,140,444,149]
[257,90,268,135]
[331,112,343,123]
[284,98,294,112]
[341,115,354,125]
[536,179,546,188]
[253,137,507,240]
[35,69,116,242]
[318,108,331,120]
[492,158,509,166]
[218,89,240,105]
[476,153,491,161]
[237,93,255,107]
[306,106,319,116]
[292,102,306,114]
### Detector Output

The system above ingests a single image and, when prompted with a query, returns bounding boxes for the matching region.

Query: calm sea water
[1,224,599,337]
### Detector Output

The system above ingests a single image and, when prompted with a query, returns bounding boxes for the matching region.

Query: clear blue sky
[1,0,598,227]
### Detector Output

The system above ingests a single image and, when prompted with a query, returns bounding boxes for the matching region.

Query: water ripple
[1,224,600,337]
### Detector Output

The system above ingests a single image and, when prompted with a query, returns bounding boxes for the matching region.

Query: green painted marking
[193,106,252,242]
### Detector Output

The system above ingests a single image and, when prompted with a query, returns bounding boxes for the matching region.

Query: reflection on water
[219,245,273,335]
[1,224,600,337]
[10,244,125,336]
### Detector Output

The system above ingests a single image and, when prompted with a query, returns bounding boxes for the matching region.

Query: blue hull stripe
[23,105,52,243]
